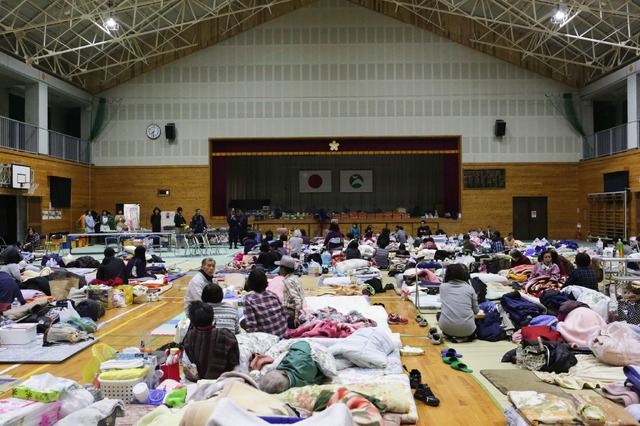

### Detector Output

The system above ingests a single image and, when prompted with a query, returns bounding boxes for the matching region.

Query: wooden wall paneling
[0,148,92,237]
[462,163,579,240]
[91,166,210,228]
[577,151,640,238]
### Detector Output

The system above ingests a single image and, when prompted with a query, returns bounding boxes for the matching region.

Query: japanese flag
[299,170,332,193]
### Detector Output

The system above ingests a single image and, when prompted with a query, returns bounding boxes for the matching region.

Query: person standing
[190,208,207,234]
[100,210,112,233]
[82,210,95,233]
[277,256,305,328]
[114,210,126,232]
[184,258,216,314]
[150,207,162,232]
[174,207,187,230]
[237,210,248,243]
[227,209,239,249]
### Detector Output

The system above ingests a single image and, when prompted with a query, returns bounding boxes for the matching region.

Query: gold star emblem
[329,140,340,151]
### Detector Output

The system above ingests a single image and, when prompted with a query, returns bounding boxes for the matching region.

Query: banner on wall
[299,171,332,193]
[340,170,373,192]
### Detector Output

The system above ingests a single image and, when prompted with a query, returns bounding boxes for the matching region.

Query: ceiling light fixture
[550,4,568,24]
[103,2,119,32]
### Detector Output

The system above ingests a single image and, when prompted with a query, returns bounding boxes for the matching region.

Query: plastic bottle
[515,344,524,368]
[10,298,19,310]
[616,239,624,258]
[237,299,244,319]
[596,237,603,254]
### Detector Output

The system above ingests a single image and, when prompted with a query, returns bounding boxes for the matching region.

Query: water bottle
[237,300,244,319]
[616,239,624,258]
[10,298,19,310]
[515,344,524,368]
[596,237,603,254]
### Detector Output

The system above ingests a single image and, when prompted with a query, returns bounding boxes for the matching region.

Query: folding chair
[173,234,191,257]
[45,234,63,255]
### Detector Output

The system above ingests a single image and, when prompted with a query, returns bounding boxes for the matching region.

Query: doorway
[513,197,548,240]
[0,195,18,244]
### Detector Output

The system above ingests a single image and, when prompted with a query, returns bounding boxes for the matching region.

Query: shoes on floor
[418,318,429,327]
[373,302,386,308]
[430,333,443,345]
[403,365,422,389]
[384,283,396,291]
[388,313,408,324]
[414,384,440,406]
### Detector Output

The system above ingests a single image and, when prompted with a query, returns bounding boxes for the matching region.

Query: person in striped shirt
[201,283,240,334]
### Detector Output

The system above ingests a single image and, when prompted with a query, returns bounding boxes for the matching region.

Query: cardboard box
[0,324,37,345]
[88,287,114,310]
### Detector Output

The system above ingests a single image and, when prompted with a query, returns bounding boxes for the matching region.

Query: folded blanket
[602,382,640,407]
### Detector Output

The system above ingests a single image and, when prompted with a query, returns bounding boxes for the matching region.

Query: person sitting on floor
[491,231,505,254]
[529,250,561,283]
[509,249,531,268]
[0,271,25,305]
[201,283,240,334]
[96,247,127,283]
[324,223,344,251]
[278,256,305,328]
[462,234,475,255]
[242,232,259,255]
[0,244,22,265]
[260,341,326,394]
[504,232,516,249]
[396,243,410,257]
[563,252,598,291]
[437,264,479,343]
[182,301,239,381]
[124,246,157,282]
[253,242,278,271]
[241,268,288,338]
[345,240,361,260]
[22,227,40,252]
[288,230,304,258]
[184,257,216,314]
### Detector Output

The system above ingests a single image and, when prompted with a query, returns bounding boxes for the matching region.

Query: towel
[602,382,640,406]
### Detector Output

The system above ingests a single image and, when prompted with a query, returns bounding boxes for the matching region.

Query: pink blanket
[287,319,370,338]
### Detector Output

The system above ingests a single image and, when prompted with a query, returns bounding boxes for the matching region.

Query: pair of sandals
[441,349,473,373]
[403,365,440,407]
[428,326,443,345]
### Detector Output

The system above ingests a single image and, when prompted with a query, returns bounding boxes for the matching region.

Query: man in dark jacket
[96,247,127,283]
[0,271,25,305]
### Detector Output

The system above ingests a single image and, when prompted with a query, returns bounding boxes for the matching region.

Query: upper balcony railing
[0,115,91,164]
[582,123,637,160]
[48,130,91,164]
[0,116,38,154]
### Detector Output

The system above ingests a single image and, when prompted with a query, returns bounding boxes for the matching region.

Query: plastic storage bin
[98,377,145,402]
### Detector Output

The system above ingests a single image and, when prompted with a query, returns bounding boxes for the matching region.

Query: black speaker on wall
[494,119,506,137]
[165,123,176,140]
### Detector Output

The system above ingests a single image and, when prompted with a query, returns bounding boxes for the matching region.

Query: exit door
[513,197,548,240]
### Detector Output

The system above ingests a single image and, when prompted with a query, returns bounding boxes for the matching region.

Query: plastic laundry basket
[98,377,145,402]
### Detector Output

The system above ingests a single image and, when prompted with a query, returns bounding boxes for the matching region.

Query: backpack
[365,278,384,293]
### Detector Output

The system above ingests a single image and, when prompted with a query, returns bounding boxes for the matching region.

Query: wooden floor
[0,275,508,425]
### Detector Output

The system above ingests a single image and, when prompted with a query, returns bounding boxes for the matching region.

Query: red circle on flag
[308,174,323,189]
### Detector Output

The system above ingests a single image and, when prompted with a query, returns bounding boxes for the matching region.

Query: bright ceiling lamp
[550,4,568,24]
[103,2,119,32]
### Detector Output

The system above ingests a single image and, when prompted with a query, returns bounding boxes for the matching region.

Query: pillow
[470,273,509,284]
[329,328,394,368]
[335,259,370,274]
[264,339,337,377]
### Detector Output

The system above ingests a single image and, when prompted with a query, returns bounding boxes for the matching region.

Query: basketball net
[27,181,38,196]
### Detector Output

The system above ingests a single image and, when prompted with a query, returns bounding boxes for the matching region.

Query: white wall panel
[93,0,580,166]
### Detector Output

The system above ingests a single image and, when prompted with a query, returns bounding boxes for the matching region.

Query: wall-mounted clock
[146,123,161,140]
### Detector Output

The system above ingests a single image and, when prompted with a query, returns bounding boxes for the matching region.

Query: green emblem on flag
[349,174,364,189]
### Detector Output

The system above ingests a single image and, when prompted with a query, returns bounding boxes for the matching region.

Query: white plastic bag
[59,300,80,323]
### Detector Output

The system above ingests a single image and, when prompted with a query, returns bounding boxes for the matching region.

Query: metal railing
[48,130,91,164]
[0,115,90,164]
[0,116,38,153]
[582,123,633,160]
